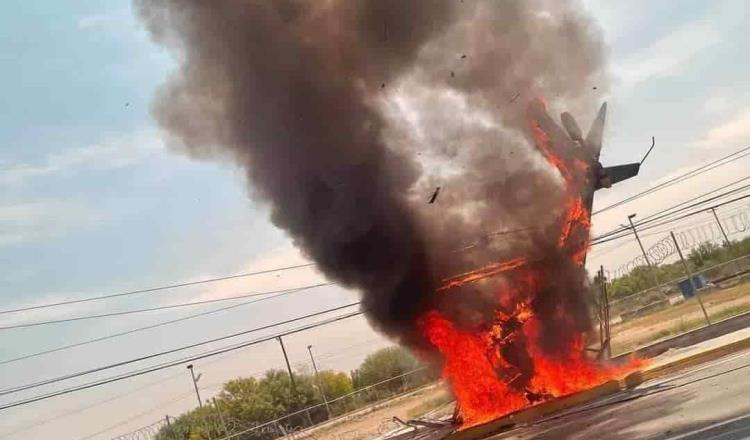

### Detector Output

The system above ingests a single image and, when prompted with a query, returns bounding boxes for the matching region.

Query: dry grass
[611,278,750,354]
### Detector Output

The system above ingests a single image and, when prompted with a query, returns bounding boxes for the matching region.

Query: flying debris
[429,186,441,204]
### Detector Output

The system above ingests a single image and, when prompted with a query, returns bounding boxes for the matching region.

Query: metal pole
[165,415,176,440]
[597,267,604,350]
[710,207,731,246]
[307,345,332,419]
[670,231,711,325]
[627,214,652,268]
[277,336,298,394]
[602,267,611,359]
[212,397,229,436]
[187,364,212,440]
[186,364,203,408]
[597,266,611,359]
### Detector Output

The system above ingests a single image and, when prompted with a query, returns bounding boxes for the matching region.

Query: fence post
[670,231,711,325]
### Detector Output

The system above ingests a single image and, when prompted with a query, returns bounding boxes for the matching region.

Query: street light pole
[187,364,212,440]
[307,344,332,419]
[627,213,652,268]
[186,364,203,408]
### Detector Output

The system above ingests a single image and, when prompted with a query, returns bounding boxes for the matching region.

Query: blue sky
[1,1,749,438]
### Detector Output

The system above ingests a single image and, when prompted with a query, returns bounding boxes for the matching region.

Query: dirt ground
[294,385,452,440]
[611,278,750,353]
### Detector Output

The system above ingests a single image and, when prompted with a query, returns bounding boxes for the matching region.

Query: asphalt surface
[486,349,750,440]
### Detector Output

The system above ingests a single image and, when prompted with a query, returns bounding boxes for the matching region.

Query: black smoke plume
[136,0,607,351]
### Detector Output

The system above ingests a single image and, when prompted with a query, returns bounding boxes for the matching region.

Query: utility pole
[709,207,731,246]
[277,336,297,394]
[307,344,332,419]
[627,213,652,268]
[670,231,711,326]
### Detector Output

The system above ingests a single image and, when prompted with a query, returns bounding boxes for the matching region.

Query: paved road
[487,350,750,440]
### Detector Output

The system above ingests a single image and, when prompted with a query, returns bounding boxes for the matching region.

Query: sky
[0,1,749,439]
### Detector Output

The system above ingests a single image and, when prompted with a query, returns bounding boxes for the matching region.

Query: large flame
[418,101,638,428]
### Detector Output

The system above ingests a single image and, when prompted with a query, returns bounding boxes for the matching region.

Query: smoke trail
[136,0,607,348]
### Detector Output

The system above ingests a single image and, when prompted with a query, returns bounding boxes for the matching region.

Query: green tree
[317,370,353,399]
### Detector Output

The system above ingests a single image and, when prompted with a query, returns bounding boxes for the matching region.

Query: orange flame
[418,102,639,428]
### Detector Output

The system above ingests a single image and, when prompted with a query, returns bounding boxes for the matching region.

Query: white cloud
[613,23,721,88]
[693,108,750,149]
[0,200,101,247]
[700,89,734,117]
[0,131,163,185]
[75,9,130,30]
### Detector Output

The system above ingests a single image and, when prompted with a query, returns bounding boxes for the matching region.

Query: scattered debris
[509,92,521,103]
[450,71,455,78]
[428,186,441,204]
[125,102,130,107]
[392,417,418,431]
[461,54,467,59]
[408,419,450,429]
[381,83,386,88]
[592,86,598,90]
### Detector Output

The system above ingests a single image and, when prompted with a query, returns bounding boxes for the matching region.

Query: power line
[591,182,750,245]
[0,282,332,331]
[0,372,185,439]
[0,303,362,399]
[636,175,750,224]
[0,283,328,366]
[0,263,315,316]
[0,309,364,411]
[591,193,750,247]
[596,188,750,244]
[4,341,292,440]
[592,145,750,215]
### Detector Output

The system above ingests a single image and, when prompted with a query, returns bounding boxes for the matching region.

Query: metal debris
[428,186,441,204]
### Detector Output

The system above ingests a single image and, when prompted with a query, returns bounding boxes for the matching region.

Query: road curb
[444,380,621,440]
[444,335,750,440]
[622,335,750,388]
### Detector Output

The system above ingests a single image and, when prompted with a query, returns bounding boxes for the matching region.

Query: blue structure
[678,275,709,298]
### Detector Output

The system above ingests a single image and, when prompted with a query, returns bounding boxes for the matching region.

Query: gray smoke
[136,0,607,350]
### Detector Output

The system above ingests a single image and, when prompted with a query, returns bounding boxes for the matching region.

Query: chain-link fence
[603,254,750,355]
[110,419,169,440]
[213,368,434,440]
[153,367,437,440]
